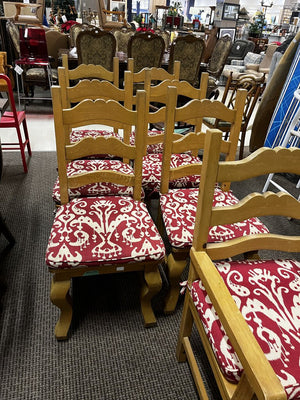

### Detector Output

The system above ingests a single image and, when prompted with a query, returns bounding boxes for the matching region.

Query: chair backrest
[61,53,119,88]
[114,28,134,53]
[69,23,92,47]
[6,20,20,59]
[168,34,206,86]
[192,128,300,258]
[0,73,18,120]
[19,26,48,62]
[226,39,255,64]
[127,32,165,73]
[97,0,126,30]
[258,43,278,70]
[52,85,148,205]
[76,28,116,70]
[58,67,133,145]
[46,30,69,68]
[154,29,170,51]
[207,35,232,79]
[160,86,247,194]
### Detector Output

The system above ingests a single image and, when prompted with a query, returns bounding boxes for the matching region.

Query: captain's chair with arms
[177,128,300,400]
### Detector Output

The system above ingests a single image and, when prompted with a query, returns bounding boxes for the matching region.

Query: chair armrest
[245,63,259,71]
[189,250,286,400]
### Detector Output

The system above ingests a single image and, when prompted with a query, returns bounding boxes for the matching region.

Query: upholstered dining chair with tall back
[168,34,206,86]
[76,28,116,71]
[46,87,165,340]
[0,74,31,173]
[114,27,134,53]
[176,128,300,400]
[69,23,94,48]
[203,35,233,98]
[45,30,69,69]
[127,31,165,73]
[159,86,269,314]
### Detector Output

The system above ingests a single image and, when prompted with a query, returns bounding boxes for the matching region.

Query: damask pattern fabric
[129,36,165,72]
[142,153,201,194]
[191,259,300,399]
[160,188,269,248]
[46,196,165,268]
[130,130,164,154]
[77,34,115,70]
[52,159,143,204]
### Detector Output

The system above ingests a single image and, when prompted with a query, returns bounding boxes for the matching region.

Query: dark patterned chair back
[207,35,232,79]
[6,20,20,59]
[127,32,165,73]
[226,39,255,64]
[76,28,116,71]
[168,34,206,86]
[114,28,134,53]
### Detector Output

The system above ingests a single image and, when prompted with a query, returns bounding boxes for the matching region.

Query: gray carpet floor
[0,150,299,400]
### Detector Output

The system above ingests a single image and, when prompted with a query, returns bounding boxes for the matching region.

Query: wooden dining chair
[46,88,165,340]
[177,128,300,400]
[0,74,31,173]
[160,86,269,314]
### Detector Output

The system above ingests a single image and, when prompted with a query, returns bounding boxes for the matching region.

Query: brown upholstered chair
[168,34,206,86]
[127,32,165,73]
[45,30,69,69]
[76,28,116,71]
[114,27,134,53]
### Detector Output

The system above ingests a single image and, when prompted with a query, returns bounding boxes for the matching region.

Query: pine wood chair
[168,34,206,86]
[46,88,165,340]
[0,74,31,173]
[203,72,265,159]
[97,0,128,31]
[52,68,134,205]
[61,53,119,92]
[140,71,209,199]
[177,128,300,400]
[160,86,269,314]
[76,28,116,71]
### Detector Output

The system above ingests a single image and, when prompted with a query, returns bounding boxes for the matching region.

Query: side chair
[177,128,300,400]
[76,28,116,71]
[159,86,269,314]
[0,74,31,173]
[46,88,165,340]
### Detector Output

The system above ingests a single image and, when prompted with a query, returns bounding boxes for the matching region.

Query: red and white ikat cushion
[191,259,300,399]
[160,188,269,248]
[130,130,164,154]
[46,196,166,269]
[142,153,201,194]
[52,159,143,204]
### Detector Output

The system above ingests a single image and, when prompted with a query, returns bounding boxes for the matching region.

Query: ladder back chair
[203,72,265,159]
[177,128,300,400]
[46,88,165,340]
[160,86,269,313]
[52,68,134,205]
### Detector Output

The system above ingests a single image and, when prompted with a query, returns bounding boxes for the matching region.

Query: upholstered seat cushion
[191,259,300,399]
[46,196,166,269]
[142,153,201,194]
[130,129,164,154]
[52,159,144,204]
[160,188,269,248]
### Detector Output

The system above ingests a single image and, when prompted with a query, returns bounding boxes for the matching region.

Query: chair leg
[164,252,188,314]
[0,212,15,245]
[140,263,162,327]
[176,293,194,362]
[50,275,73,340]
[239,127,246,159]
[15,124,28,173]
[22,119,32,156]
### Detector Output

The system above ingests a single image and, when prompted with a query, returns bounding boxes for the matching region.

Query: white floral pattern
[191,259,300,399]
[160,188,269,248]
[46,196,166,269]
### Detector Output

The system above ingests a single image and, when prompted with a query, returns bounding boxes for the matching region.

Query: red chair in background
[0,74,31,173]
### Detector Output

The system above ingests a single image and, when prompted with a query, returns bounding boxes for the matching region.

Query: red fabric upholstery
[160,188,269,248]
[46,196,166,269]
[142,153,201,195]
[130,130,164,154]
[191,259,300,399]
[52,159,144,204]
